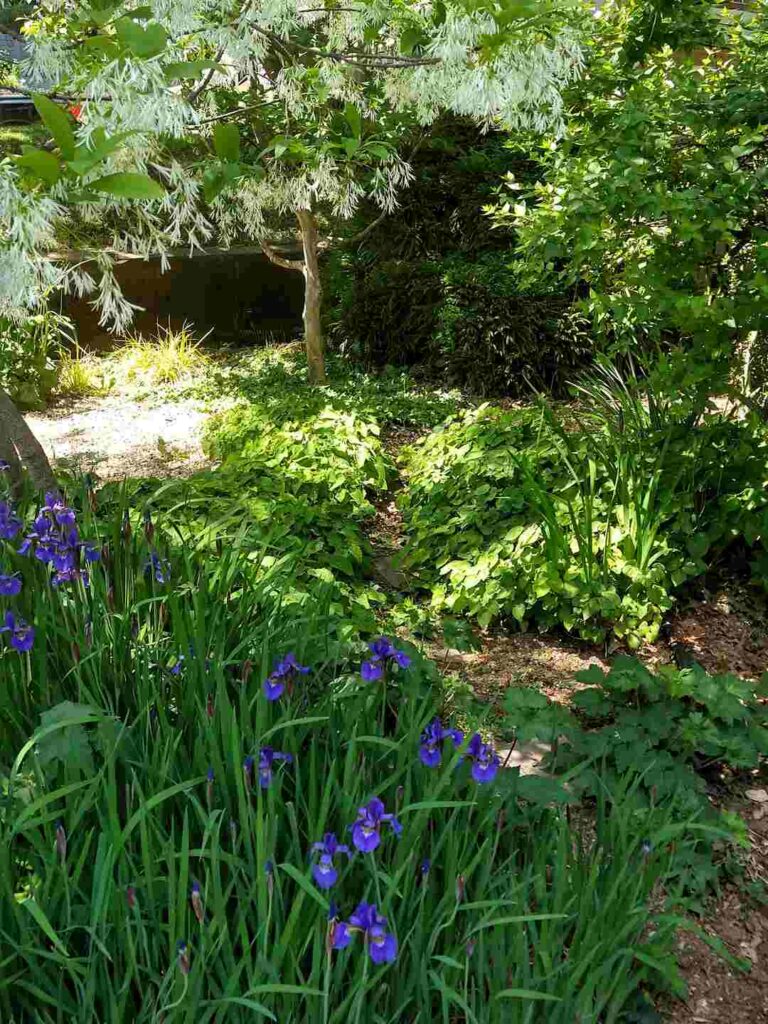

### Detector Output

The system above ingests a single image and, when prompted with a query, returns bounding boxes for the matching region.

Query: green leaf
[516,775,576,806]
[343,102,361,139]
[277,862,329,912]
[399,26,424,55]
[213,123,240,163]
[495,989,562,1003]
[16,149,61,186]
[90,172,165,200]
[574,664,606,685]
[37,701,96,775]
[85,1,122,27]
[365,142,392,161]
[164,59,224,81]
[20,899,69,957]
[115,17,167,58]
[67,130,135,176]
[32,94,76,161]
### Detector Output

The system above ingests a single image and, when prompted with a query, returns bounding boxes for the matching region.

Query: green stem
[352,947,370,1024]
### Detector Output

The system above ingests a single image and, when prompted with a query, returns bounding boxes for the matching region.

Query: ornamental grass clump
[0,478,712,1022]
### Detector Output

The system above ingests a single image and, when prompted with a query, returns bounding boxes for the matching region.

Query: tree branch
[197,100,276,125]
[255,28,439,67]
[260,239,305,271]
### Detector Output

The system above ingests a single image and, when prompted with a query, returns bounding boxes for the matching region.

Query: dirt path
[26,393,213,482]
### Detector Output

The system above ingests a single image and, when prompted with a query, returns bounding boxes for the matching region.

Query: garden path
[25,391,214,482]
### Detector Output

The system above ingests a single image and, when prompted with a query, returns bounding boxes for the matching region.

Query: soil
[664,791,768,1024]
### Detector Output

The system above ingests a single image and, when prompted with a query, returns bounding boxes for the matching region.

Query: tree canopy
[0,0,583,379]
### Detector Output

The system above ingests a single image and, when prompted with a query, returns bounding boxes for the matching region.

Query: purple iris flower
[418,717,464,768]
[463,732,501,784]
[0,611,34,652]
[263,652,310,701]
[331,919,352,949]
[351,797,402,853]
[0,572,21,596]
[334,902,398,964]
[311,832,350,890]
[145,551,171,584]
[360,636,411,681]
[257,746,293,789]
[18,497,98,586]
[361,659,383,681]
[0,501,22,541]
[0,460,9,471]
[43,492,76,527]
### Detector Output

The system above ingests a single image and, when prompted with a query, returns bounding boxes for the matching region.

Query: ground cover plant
[0,471,715,1023]
[503,655,764,902]
[99,348,466,641]
[398,367,768,645]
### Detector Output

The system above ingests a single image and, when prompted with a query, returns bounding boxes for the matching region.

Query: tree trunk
[0,389,56,495]
[296,209,326,385]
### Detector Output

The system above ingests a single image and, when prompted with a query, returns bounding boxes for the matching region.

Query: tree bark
[296,209,327,385]
[0,389,56,495]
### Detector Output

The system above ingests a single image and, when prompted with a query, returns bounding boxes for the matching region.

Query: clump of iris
[18,491,99,586]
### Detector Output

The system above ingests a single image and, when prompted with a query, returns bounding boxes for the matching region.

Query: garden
[2,1,768,1021]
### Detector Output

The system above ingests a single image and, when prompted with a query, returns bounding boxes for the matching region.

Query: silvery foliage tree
[1,0,583,382]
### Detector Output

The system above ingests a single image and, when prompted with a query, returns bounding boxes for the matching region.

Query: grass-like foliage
[399,368,768,644]
[0,479,706,1022]
[55,348,111,399]
[118,322,211,386]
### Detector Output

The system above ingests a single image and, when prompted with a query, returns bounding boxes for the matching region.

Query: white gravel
[26,394,214,482]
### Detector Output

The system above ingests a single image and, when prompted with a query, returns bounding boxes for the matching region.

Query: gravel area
[25,394,214,482]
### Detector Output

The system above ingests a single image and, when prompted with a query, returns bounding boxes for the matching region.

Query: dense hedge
[326,120,592,395]
[333,254,594,394]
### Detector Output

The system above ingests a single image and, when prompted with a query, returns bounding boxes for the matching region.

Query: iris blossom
[257,746,293,789]
[263,652,310,701]
[360,636,411,681]
[332,902,398,964]
[310,832,350,889]
[351,797,402,853]
[0,610,34,652]
[418,717,463,768]
[463,733,501,784]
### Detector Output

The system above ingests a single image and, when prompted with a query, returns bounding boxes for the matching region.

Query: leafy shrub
[325,118,590,396]
[398,370,768,643]
[0,310,75,408]
[190,347,462,429]
[504,655,762,898]
[496,0,768,365]
[0,483,715,1020]
[332,254,594,395]
[55,348,110,398]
